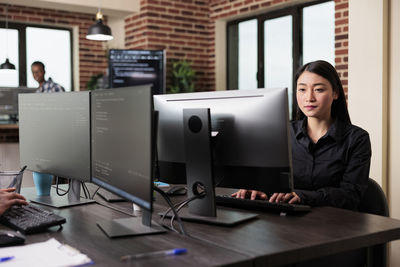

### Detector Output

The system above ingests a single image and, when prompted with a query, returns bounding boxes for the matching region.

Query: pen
[19,165,27,174]
[0,256,14,262]
[121,248,187,261]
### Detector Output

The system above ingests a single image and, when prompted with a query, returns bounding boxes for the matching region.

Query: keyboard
[0,204,66,234]
[215,195,311,214]
[97,188,125,202]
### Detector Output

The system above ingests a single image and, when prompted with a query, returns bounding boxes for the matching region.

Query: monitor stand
[30,179,95,208]
[164,108,258,225]
[97,209,166,238]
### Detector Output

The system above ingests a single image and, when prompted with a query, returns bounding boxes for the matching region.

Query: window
[227,0,334,118]
[264,16,293,115]
[0,22,73,91]
[238,19,257,90]
[26,27,72,91]
[0,28,19,87]
[302,1,335,64]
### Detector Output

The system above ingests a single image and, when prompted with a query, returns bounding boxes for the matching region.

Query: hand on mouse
[0,188,28,215]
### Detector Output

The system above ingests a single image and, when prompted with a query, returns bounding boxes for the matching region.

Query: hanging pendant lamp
[0,3,16,71]
[86,10,113,41]
[0,58,15,70]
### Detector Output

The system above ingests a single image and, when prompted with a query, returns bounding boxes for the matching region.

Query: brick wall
[334,0,349,94]
[126,0,349,93]
[1,1,349,93]
[0,4,108,91]
[124,0,214,91]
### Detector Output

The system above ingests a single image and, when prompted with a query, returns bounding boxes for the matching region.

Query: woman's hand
[269,192,301,204]
[0,188,28,215]
[231,190,301,204]
[231,190,268,200]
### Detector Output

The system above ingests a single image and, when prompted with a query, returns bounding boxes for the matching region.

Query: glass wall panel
[238,19,257,90]
[303,1,335,65]
[0,29,19,87]
[26,27,71,91]
[264,16,293,115]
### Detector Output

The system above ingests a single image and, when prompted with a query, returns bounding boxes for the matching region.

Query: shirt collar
[294,117,350,142]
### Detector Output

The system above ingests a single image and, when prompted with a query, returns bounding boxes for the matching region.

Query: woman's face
[296,71,338,121]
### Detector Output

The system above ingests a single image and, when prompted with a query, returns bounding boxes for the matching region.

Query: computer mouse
[166,186,187,196]
[0,230,26,247]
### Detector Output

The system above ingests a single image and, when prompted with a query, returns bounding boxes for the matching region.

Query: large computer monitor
[108,49,165,95]
[18,91,94,207]
[91,85,164,237]
[153,88,293,224]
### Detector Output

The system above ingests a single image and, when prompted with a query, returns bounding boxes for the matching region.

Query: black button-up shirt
[291,118,371,210]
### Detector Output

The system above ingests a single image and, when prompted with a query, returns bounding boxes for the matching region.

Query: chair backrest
[358,178,389,216]
[358,178,389,267]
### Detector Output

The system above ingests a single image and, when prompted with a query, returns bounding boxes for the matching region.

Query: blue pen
[121,248,187,261]
[0,256,14,263]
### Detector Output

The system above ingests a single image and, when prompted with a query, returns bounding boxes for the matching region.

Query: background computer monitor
[0,87,35,120]
[19,91,94,207]
[153,88,292,224]
[91,85,164,237]
[108,49,165,95]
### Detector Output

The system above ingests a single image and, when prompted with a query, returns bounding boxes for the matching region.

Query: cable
[81,182,90,199]
[169,192,205,231]
[153,186,187,236]
[91,185,102,200]
[55,176,70,196]
[160,194,198,226]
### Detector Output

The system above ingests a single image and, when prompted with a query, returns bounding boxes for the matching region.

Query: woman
[233,60,371,210]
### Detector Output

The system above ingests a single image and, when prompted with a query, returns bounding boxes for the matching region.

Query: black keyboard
[215,195,311,214]
[0,204,66,234]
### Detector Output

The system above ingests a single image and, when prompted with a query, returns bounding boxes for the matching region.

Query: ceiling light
[0,3,16,71]
[86,10,113,41]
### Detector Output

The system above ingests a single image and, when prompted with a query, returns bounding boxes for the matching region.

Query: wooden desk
[15,187,251,267]
[14,186,400,267]
[153,188,400,267]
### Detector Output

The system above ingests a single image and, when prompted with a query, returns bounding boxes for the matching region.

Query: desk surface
[10,186,400,266]
[15,187,250,267]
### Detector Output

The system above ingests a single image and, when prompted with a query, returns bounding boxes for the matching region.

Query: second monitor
[91,85,165,237]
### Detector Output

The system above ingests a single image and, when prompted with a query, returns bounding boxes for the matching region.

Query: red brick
[335,3,348,10]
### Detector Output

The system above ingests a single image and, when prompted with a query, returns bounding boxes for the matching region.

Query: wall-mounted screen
[108,49,165,95]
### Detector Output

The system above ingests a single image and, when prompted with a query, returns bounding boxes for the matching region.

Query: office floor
[0,143,34,187]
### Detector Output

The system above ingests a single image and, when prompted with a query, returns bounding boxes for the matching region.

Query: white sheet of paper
[0,238,93,267]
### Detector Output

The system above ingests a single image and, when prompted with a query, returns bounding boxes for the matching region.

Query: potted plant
[86,73,104,90]
[168,60,195,94]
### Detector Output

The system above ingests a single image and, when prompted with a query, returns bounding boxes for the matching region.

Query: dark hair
[31,61,45,72]
[295,60,351,124]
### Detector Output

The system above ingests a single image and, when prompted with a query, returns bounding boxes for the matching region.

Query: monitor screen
[0,87,35,117]
[19,91,91,181]
[108,49,165,95]
[153,88,293,194]
[91,85,154,211]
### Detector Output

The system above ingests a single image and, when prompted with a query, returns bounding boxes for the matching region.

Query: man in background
[31,61,65,92]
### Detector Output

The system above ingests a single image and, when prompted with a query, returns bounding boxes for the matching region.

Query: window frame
[226,0,333,118]
[0,21,73,90]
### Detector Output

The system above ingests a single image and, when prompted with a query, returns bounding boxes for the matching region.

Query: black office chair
[358,178,389,267]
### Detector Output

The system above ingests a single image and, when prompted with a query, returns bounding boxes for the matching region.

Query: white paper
[0,238,93,267]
